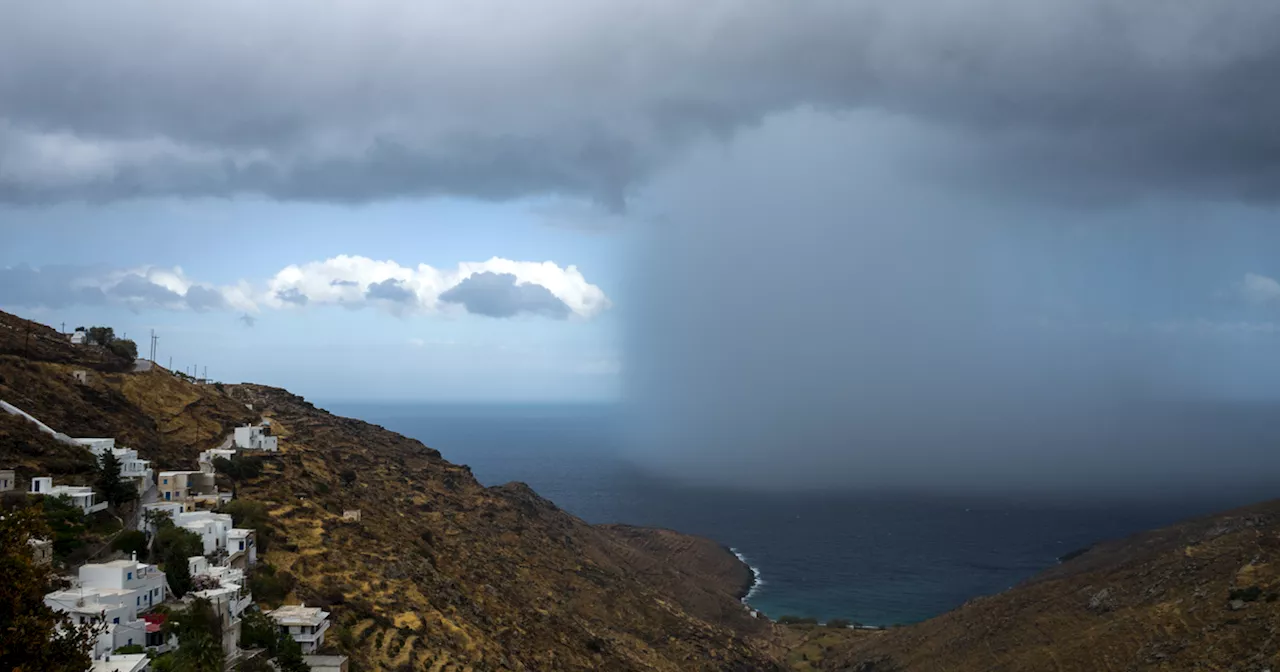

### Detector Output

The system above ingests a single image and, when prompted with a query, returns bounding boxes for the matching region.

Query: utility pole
[168,356,173,371]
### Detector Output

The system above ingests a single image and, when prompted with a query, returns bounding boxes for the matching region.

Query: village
[3,381,349,672]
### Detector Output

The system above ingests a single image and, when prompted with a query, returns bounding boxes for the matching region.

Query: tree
[222,500,275,554]
[169,598,225,672]
[38,495,88,560]
[0,505,100,671]
[239,609,278,652]
[154,525,203,597]
[273,629,309,672]
[172,631,223,672]
[96,450,138,509]
[108,339,138,360]
[87,326,115,346]
[111,530,148,558]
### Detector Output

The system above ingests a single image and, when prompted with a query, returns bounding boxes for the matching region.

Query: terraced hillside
[222,384,777,671]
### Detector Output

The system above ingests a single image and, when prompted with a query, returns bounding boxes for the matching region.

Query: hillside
[0,311,258,469]
[796,500,1280,671]
[221,384,776,670]
[0,310,778,671]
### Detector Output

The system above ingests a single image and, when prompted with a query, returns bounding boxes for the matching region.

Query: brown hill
[0,310,778,670]
[804,500,1280,671]
[222,383,777,670]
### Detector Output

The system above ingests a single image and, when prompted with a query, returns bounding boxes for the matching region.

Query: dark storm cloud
[1,1,1279,204]
[0,266,108,308]
[440,272,572,319]
[275,288,309,306]
[622,112,1280,498]
[364,279,416,303]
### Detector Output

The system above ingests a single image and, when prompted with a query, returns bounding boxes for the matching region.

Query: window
[239,541,245,550]
[136,597,141,606]
[127,571,133,580]
[113,617,119,624]
[163,478,168,484]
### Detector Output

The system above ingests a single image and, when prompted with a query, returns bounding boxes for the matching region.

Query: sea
[323,402,1257,626]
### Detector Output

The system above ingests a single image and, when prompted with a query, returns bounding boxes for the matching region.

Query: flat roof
[269,605,329,624]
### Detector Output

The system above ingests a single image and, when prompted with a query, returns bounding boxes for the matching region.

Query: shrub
[248,563,296,608]
[214,456,263,482]
[221,500,275,554]
[826,618,852,629]
[39,495,88,560]
[776,615,819,626]
[108,339,138,360]
[1229,586,1263,602]
[112,530,148,558]
[340,469,357,486]
[113,645,145,655]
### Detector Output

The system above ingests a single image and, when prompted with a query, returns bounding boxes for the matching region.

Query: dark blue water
[323,402,1249,626]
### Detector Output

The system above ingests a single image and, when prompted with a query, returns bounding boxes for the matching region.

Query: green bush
[108,339,138,360]
[113,645,145,655]
[248,563,296,608]
[39,495,87,560]
[221,500,275,554]
[111,530,148,558]
[776,615,819,626]
[825,618,852,629]
[213,456,263,482]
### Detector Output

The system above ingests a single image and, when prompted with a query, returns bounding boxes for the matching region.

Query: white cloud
[2,255,610,321]
[1236,273,1280,305]
[263,255,610,319]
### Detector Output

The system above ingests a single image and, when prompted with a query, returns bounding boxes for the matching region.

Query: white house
[29,477,106,514]
[45,585,148,653]
[268,604,331,653]
[0,468,15,491]
[169,510,257,567]
[77,439,153,495]
[226,528,258,567]
[175,510,234,554]
[90,653,150,672]
[233,424,278,452]
[54,557,171,654]
[78,557,168,612]
[70,328,89,345]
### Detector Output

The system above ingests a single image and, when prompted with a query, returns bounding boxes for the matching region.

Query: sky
[4,1,1280,492]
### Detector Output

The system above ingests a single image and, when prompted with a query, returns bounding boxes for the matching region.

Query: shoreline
[730,547,763,605]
